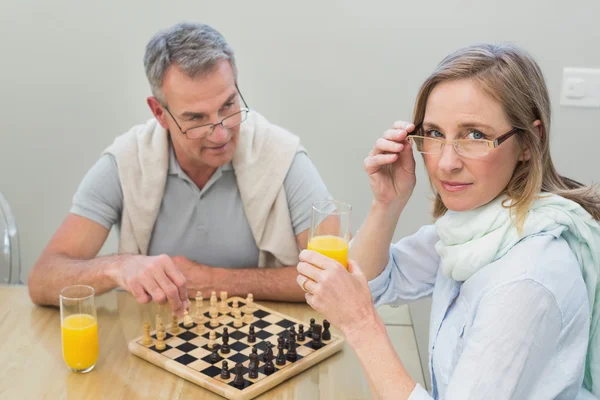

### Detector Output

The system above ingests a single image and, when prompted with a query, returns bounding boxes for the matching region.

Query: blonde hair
[413,43,600,229]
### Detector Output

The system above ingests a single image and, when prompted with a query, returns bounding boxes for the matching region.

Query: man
[28,22,332,315]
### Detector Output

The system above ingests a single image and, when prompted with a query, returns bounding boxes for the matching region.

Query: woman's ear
[519,120,544,162]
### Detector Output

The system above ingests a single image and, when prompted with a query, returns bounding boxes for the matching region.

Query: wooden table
[0,285,385,399]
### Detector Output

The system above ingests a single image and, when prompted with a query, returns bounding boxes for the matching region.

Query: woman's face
[422,79,528,212]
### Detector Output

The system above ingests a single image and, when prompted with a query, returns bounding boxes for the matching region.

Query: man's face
[149,60,242,169]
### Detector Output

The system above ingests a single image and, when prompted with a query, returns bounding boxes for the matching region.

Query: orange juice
[61,314,99,371]
[308,235,349,268]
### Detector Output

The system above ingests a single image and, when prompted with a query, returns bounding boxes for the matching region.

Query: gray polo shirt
[71,143,331,268]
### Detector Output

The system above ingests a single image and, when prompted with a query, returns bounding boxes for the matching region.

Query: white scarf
[435,193,600,395]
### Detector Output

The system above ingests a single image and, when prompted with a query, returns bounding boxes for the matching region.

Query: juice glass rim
[59,285,95,301]
[312,200,352,215]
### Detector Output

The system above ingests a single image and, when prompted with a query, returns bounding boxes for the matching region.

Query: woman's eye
[467,130,486,140]
[425,129,444,138]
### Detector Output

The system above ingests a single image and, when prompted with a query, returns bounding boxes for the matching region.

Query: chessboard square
[247,372,267,383]
[219,316,234,325]
[203,311,211,318]
[228,378,253,391]
[187,359,211,372]
[176,342,198,353]
[254,341,270,351]
[276,319,296,329]
[201,354,223,365]
[166,337,186,348]
[229,330,247,340]
[226,353,249,364]
[188,347,211,360]
[200,365,222,378]
[150,344,172,353]
[213,325,227,334]
[174,354,198,365]
[286,353,304,363]
[239,347,255,357]
[261,314,282,324]
[189,336,208,347]
[296,345,315,357]
[303,340,325,350]
[252,309,269,319]
[262,324,285,335]
[229,341,249,352]
[178,331,198,341]
[255,330,273,340]
[238,325,251,334]
[151,332,173,340]
[252,319,270,329]
[163,348,185,360]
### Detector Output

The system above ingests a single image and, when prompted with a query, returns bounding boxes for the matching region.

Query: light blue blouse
[368,224,596,399]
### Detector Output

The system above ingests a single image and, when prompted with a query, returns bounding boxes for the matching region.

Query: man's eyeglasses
[163,84,250,140]
[407,124,521,159]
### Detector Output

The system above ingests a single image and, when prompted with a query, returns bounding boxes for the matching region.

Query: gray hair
[144,22,237,104]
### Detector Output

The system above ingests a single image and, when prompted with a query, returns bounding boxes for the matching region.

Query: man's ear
[147,96,169,129]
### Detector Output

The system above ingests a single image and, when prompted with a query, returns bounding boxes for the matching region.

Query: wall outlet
[560,68,600,108]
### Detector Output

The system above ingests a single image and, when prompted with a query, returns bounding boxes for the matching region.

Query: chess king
[28,22,338,312]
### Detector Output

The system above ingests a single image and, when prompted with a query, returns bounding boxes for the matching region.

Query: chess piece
[208,330,216,349]
[289,327,297,345]
[248,348,259,379]
[155,328,166,351]
[276,336,286,366]
[220,360,230,379]
[243,310,253,324]
[221,328,230,354]
[233,312,243,328]
[210,312,220,328]
[298,324,305,341]
[311,324,323,349]
[248,325,256,343]
[219,291,229,313]
[322,319,331,340]
[210,291,218,307]
[196,320,205,334]
[282,332,290,350]
[262,342,273,362]
[183,309,194,328]
[308,318,316,336]
[233,363,245,388]
[171,314,180,334]
[245,293,255,312]
[264,357,275,375]
[142,322,153,346]
[210,344,221,363]
[232,300,239,311]
[287,333,297,361]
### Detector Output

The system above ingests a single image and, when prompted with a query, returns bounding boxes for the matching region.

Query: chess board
[128,296,344,400]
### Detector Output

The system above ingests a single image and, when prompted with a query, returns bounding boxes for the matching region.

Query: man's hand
[172,256,217,299]
[108,254,189,316]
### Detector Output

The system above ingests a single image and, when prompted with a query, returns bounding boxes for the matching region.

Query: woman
[297,44,600,399]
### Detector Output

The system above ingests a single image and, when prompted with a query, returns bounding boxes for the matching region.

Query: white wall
[1,0,599,387]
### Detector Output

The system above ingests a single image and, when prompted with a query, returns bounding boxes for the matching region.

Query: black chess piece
[264,351,275,375]
[289,327,297,343]
[248,350,259,379]
[220,360,230,379]
[311,324,323,349]
[248,325,256,343]
[308,318,315,336]
[322,320,331,341]
[286,333,297,361]
[298,324,305,341]
[210,344,221,363]
[233,363,245,387]
[262,342,274,362]
[276,336,286,366]
[221,327,230,353]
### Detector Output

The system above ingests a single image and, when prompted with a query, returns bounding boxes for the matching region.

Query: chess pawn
[220,291,229,312]
[210,344,221,363]
[233,312,243,328]
[220,360,230,380]
[248,325,256,343]
[233,363,245,388]
[183,309,194,328]
[142,322,153,346]
[221,327,230,354]
[155,328,166,351]
[245,293,255,312]
[322,319,331,341]
[196,319,205,334]
[308,318,315,336]
[208,330,217,349]
[298,324,305,341]
[243,311,253,324]
[171,314,180,334]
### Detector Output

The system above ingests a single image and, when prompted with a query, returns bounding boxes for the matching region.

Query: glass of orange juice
[307,200,352,269]
[59,285,99,373]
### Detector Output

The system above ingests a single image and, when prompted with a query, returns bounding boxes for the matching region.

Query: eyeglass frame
[407,123,522,157]
[162,84,250,139]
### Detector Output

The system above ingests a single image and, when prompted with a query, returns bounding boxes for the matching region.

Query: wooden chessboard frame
[128,296,344,400]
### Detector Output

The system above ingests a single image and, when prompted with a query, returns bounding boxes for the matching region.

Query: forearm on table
[28,253,129,306]
[347,314,416,400]
[190,265,306,302]
[349,200,406,281]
